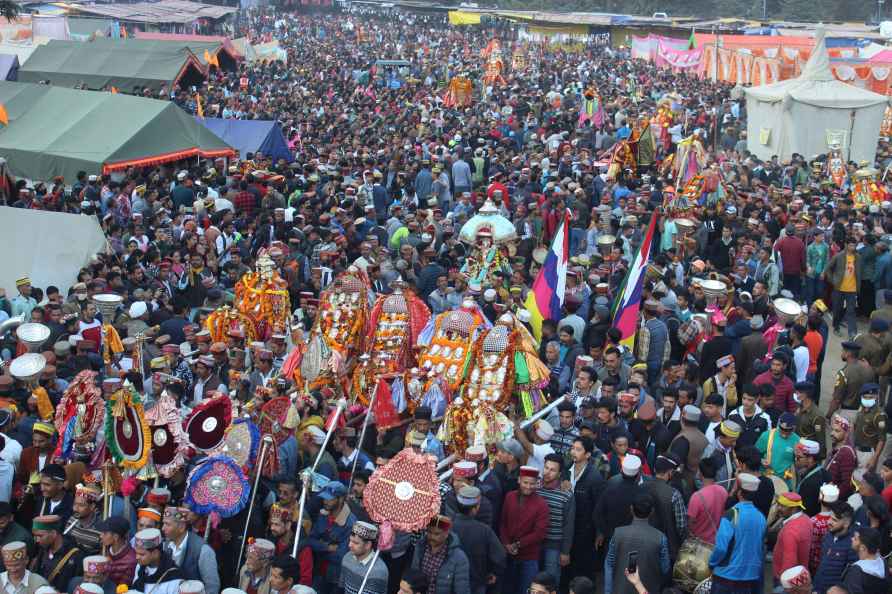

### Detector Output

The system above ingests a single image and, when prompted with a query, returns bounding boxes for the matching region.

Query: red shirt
[753,370,796,413]
[687,483,728,544]
[499,490,549,561]
[774,235,807,275]
[773,512,813,579]
[803,330,823,374]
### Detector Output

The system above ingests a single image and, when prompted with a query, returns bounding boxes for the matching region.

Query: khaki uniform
[797,405,827,458]
[854,333,890,371]
[870,306,892,325]
[853,406,887,479]
[833,362,876,412]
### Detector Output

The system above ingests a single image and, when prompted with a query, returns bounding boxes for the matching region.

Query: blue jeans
[504,558,539,594]
[832,290,858,339]
[540,546,561,585]
[570,227,585,256]
[804,276,824,307]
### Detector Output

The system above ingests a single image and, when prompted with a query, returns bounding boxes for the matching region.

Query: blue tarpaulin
[195,117,292,162]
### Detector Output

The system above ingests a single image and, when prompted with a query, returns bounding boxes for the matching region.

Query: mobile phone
[627,551,638,574]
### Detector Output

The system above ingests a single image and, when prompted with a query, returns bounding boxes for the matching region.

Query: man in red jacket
[774,224,807,300]
[499,465,549,594]
[772,492,813,584]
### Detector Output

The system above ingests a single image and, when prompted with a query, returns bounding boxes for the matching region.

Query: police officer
[855,318,892,398]
[827,341,876,426]
[795,381,827,458]
[853,383,887,479]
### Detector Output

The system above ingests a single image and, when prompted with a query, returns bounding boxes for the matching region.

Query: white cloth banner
[0,207,106,296]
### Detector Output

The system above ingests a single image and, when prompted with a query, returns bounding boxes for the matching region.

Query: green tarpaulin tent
[18,39,206,93]
[0,81,235,182]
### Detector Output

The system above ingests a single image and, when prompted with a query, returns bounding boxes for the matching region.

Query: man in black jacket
[451,486,505,594]
[563,436,605,583]
[842,526,890,593]
[132,528,184,594]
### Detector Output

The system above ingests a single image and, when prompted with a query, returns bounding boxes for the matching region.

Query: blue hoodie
[709,500,766,582]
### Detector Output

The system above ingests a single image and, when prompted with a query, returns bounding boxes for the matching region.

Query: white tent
[744,25,890,165]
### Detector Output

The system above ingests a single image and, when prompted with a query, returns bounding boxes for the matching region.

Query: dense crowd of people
[4,5,892,594]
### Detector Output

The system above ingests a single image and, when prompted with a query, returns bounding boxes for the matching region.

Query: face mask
[793,394,801,404]
[862,397,877,408]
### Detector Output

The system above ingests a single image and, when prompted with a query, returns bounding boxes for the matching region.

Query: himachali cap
[519,465,540,479]
[832,414,851,431]
[453,460,477,479]
[352,521,379,541]
[75,483,102,503]
[464,445,486,462]
[796,439,820,456]
[179,581,205,594]
[682,405,701,422]
[269,503,292,524]
[163,507,190,523]
[716,355,734,368]
[134,528,162,550]
[428,515,452,531]
[34,588,56,594]
[820,483,840,503]
[33,515,62,532]
[778,492,804,509]
[33,422,57,437]
[1,541,26,563]
[137,508,162,522]
[621,455,642,476]
[457,486,481,506]
[147,487,171,505]
[719,420,742,438]
[738,473,760,492]
[780,565,811,590]
[74,584,104,594]
[247,538,275,559]
[82,555,109,574]
[221,590,248,594]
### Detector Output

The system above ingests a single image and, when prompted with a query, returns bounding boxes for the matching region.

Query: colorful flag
[524,210,570,342]
[611,211,659,350]
[195,93,204,119]
[0,103,9,127]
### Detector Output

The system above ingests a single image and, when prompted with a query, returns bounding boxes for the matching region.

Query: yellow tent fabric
[448,11,481,25]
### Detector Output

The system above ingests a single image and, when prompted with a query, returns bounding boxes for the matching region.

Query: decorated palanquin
[511,46,526,71]
[205,306,258,344]
[680,164,726,208]
[459,200,516,289]
[653,97,675,152]
[482,38,506,87]
[852,165,886,210]
[351,284,430,407]
[443,77,473,108]
[54,370,104,461]
[672,132,708,185]
[606,139,636,180]
[283,269,370,394]
[633,116,657,169]
[418,307,486,396]
[826,144,847,188]
[578,87,604,128]
[234,253,291,340]
[438,312,549,454]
